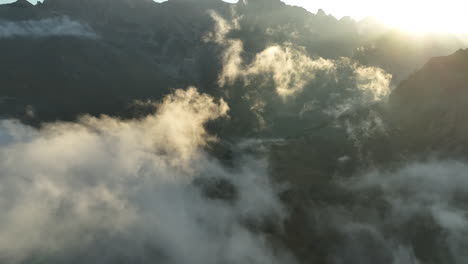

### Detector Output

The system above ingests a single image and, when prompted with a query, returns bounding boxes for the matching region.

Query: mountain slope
[389,49,468,156]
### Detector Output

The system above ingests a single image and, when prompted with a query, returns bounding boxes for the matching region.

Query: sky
[2,0,468,34]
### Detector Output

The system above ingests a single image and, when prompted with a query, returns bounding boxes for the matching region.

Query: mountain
[354,30,466,82]
[2,1,468,264]
[389,49,468,156]
[8,0,33,8]
[0,0,464,125]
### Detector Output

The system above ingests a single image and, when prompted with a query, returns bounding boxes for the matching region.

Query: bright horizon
[284,0,468,34]
[231,0,468,34]
[2,0,468,34]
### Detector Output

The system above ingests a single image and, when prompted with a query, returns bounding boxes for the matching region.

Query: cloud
[206,11,335,99]
[0,88,292,264]
[351,161,468,232]
[0,16,98,39]
[324,59,393,118]
[207,11,391,103]
[317,160,468,264]
[205,11,394,138]
[355,65,392,102]
[204,10,240,45]
[321,61,392,161]
[204,10,244,88]
[244,45,336,98]
[219,39,245,87]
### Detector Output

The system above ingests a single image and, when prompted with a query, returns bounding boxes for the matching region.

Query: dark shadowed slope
[389,49,468,156]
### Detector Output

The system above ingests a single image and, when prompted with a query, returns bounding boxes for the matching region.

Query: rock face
[389,49,468,156]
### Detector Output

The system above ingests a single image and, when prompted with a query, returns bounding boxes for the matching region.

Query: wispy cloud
[0,16,98,39]
[206,11,393,136]
[206,11,335,99]
[206,11,391,101]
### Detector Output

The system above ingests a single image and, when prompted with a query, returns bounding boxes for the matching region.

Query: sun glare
[377,1,467,34]
[285,0,468,35]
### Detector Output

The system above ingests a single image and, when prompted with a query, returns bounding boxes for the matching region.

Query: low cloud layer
[315,161,468,264]
[0,88,292,264]
[0,16,98,39]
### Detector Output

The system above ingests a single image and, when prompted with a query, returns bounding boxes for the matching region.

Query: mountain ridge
[0,0,465,129]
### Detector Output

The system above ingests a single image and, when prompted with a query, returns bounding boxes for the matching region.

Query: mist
[0,16,97,38]
[0,88,294,264]
[312,161,468,264]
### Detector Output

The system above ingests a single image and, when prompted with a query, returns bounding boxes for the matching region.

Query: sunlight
[377,1,466,34]
[285,0,468,34]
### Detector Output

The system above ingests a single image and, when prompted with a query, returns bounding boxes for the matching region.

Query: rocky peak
[316,8,327,16]
[7,0,34,8]
[238,0,285,8]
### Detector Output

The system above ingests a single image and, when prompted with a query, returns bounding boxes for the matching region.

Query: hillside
[389,49,468,156]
